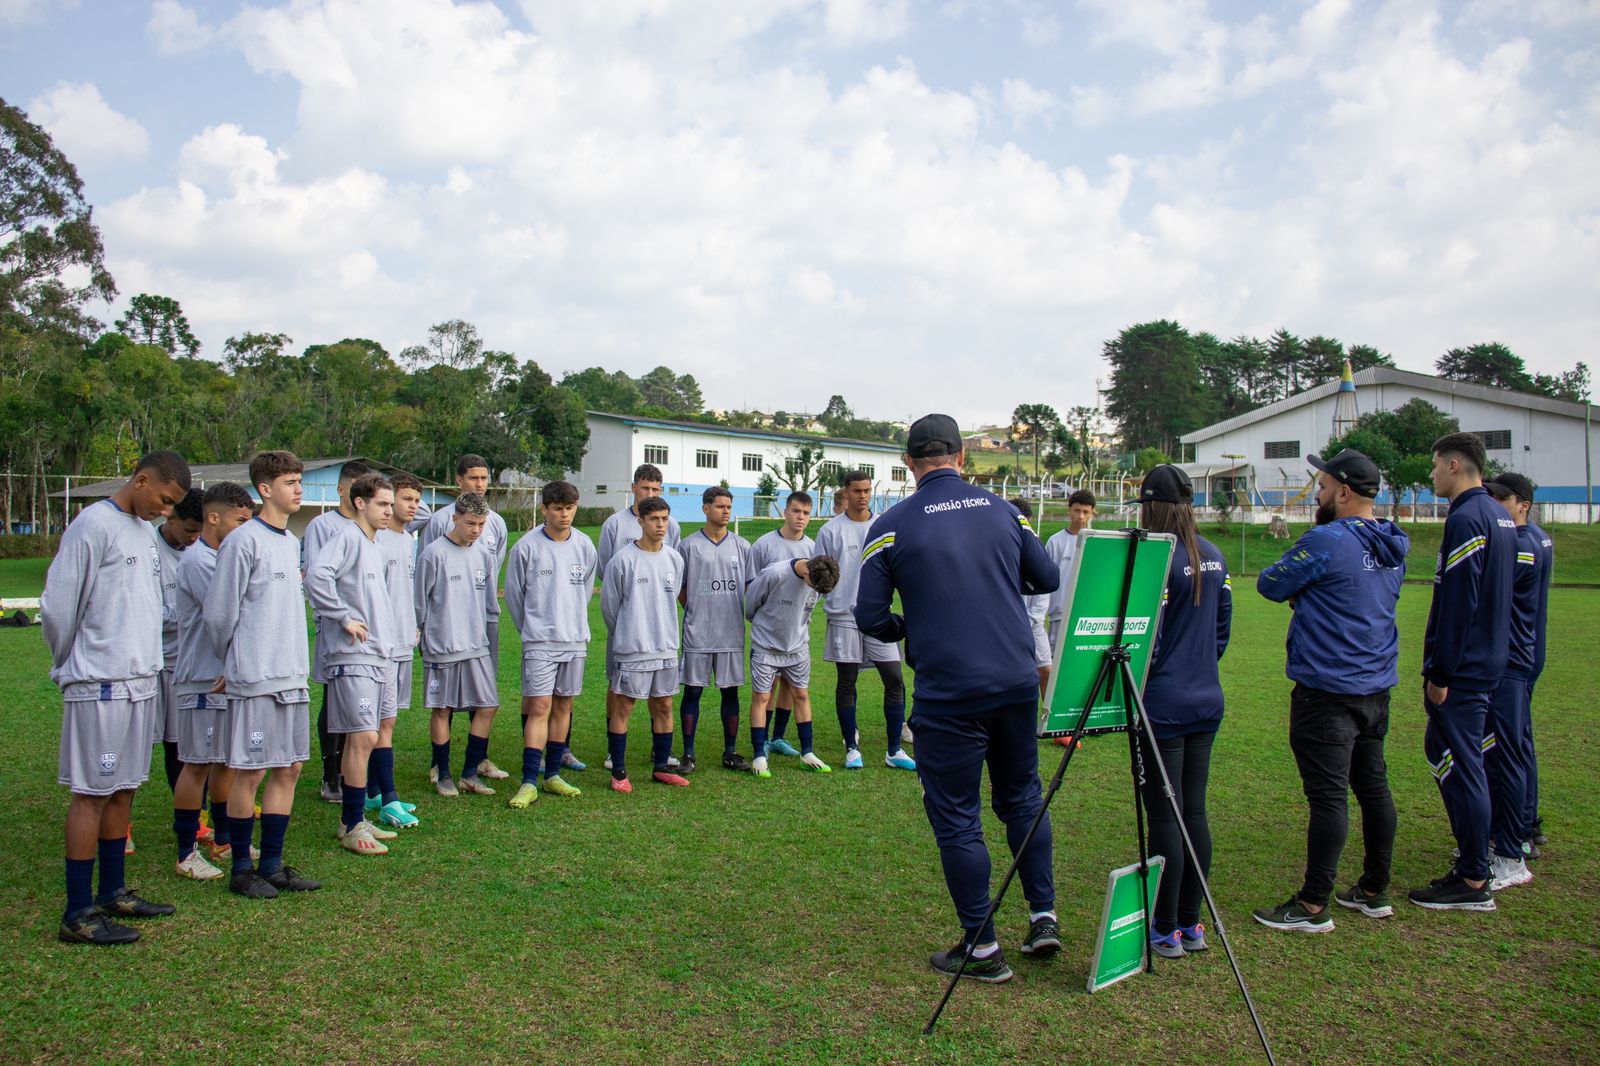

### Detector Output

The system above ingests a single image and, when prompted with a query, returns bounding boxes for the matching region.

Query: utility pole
[1223,452,1246,573]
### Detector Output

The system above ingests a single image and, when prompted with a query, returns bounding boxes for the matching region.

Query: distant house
[962,432,1008,452]
[53,456,451,538]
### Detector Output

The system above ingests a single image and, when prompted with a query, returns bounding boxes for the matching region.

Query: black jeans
[1289,684,1397,905]
[1138,729,1214,935]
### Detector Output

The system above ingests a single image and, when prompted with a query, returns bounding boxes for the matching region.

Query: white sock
[971,941,999,958]
[1029,910,1057,923]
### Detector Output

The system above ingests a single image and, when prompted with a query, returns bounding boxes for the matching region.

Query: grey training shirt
[41,498,165,686]
[414,535,494,663]
[203,517,310,698]
[600,540,683,662]
[745,559,820,657]
[504,525,597,655]
[678,529,751,654]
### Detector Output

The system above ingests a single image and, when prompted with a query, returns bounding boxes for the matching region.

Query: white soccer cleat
[800,752,833,774]
[478,759,510,780]
[885,749,917,771]
[175,849,224,881]
[339,820,389,856]
[901,723,915,745]
[603,755,613,771]
[751,756,772,779]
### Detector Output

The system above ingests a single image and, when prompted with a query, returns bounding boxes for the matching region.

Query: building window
[1474,429,1512,451]
[643,445,668,465]
[820,460,843,481]
[595,485,607,495]
[1263,440,1299,460]
[785,457,804,476]
[742,453,763,472]
[859,463,876,479]
[891,466,907,483]
[695,449,718,469]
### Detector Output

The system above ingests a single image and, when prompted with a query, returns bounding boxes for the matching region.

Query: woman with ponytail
[1137,464,1232,960]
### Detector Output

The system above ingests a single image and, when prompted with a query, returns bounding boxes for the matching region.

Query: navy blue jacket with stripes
[854,467,1058,716]
[1507,522,1553,681]
[1422,485,1517,692]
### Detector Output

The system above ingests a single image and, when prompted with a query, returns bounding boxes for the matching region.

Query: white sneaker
[901,723,915,745]
[885,749,917,771]
[1489,854,1533,891]
[603,755,614,770]
[175,849,224,881]
[339,820,389,856]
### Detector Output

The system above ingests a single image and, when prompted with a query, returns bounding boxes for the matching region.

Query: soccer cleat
[603,756,613,771]
[1489,854,1534,891]
[265,866,321,892]
[768,738,801,757]
[175,850,224,881]
[666,755,681,769]
[1522,840,1541,861]
[844,749,864,770]
[1021,916,1061,957]
[929,941,1013,983]
[364,794,382,814]
[97,888,176,919]
[208,842,261,862]
[509,783,539,809]
[319,780,342,804]
[541,775,582,798]
[458,776,496,796]
[1531,820,1547,846]
[678,755,697,775]
[609,775,633,794]
[435,777,460,798]
[1408,871,1497,911]
[229,869,279,899]
[560,750,587,771]
[365,820,398,841]
[885,750,917,771]
[124,827,136,855]
[379,801,420,828]
[800,752,833,773]
[339,821,389,856]
[652,770,691,787]
[428,765,439,785]
[1149,928,1186,959]
[721,752,752,773]
[478,759,510,780]
[902,723,915,746]
[197,812,214,844]
[1334,884,1394,919]
[59,908,140,945]
[751,756,772,779]
[1252,898,1334,933]
[1177,922,1208,951]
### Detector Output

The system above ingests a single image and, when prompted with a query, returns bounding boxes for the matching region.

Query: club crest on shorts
[359,696,373,710]
[249,730,265,749]
[99,751,119,772]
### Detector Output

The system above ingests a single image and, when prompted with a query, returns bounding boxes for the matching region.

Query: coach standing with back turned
[855,414,1061,985]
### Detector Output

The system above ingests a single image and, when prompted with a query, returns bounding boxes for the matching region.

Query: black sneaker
[265,865,321,893]
[929,941,1013,983]
[1334,883,1395,918]
[1408,871,1496,911]
[1531,819,1547,846]
[59,908,140,945]
[678,755,697,775]
[230,869,280,899]
[1020,916,1061,957]
[1252,897,1333,932]
[96,888,176,919]
[721,752,752,772]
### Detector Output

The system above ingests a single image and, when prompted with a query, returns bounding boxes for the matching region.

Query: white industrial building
[1179,367,1599,522]
[568,412,909,520]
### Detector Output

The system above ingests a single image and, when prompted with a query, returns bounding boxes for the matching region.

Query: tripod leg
[1124,679,1155,974]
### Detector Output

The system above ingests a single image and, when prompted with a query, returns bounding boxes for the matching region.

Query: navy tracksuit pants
[1424,686,1493,881]
[1485,672,1535,858]
[913,700,1055,944]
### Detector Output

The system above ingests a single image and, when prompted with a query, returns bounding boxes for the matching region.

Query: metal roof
[50,456,439,499]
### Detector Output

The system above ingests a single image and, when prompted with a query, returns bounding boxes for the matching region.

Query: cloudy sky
[4,0,1597,424]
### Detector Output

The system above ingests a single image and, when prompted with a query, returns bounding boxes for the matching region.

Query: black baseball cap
[1307,449,1380,498]
[1487,471,1535,503]
[1139,464,1193,504]
[906,413,962,459]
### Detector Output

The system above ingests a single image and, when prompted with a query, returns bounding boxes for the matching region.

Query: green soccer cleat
[800,752,833,773]
[379,801,419,828]
[541,775,582,798]
[751,756,773,779]
[508,783,539,809]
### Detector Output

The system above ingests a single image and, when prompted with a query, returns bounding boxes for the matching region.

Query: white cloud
[821,0,912,43]
[147,0,214,54]
[0,0,76,25]
[25,82,149,163]
[1021,14,1061,46]
[1001,77,1059,129]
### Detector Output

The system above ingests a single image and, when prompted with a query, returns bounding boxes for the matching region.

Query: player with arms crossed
[744,554,841,778]
[366,471,424,829]
[677,486,753,774]
[747,490,815,756]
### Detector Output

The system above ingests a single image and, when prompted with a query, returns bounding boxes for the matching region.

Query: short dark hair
[702,486,732,504]
[388,472,424,495]
[338,460,374,484]
[1008,497,1032,519]
[842,469,872,488]
[350,474,392,504]
[457,454,489,476]
[1069,489,1096,508]
[202,482,254,512]
[171,488,205,524]
[541,480,579,506]
[455,491,490,517]
[1432,432,1486,475]
[249,450,303,490]
[786,490,812,508]
[135,450,191,491]
[638,495,671,518]
[806,555,840,594]
[633,463,664,485]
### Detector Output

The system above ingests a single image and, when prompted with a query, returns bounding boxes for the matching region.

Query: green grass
[0,561,1597,1063]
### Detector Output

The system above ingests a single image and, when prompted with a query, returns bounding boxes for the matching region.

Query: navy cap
[1487,471,1535,503]
[906,413,962,459]
[1139,464,1193,504]
[1307,449,1381,498]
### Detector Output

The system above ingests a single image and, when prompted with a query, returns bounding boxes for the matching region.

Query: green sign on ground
[1040,528,1175,736]
[1087,857,1166,993]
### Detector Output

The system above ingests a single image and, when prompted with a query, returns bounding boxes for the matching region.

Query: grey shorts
[613,660,680,700]
[823,623,901,664]
[392,656,414,711]
[58,678,159,796]
[325,664,397,733]
[680,650,744,689]
[226,689,312,771]
[423,655,500,710]
[751,650,810,694]
[157,667,178,744]
[1031,621,1052,668]
[522,652,585,698]
[176,691,228,765]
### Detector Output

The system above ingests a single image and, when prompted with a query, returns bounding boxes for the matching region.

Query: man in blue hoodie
[1251,450,1408,933]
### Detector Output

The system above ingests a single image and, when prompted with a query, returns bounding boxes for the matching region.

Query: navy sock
[837,705,859,752]
[522,746,543,785]
[772,707,792,741]
[720,687,741,754]
[372,748,398,805]
[173,806,201,861]
[607,731,628,779]
[751,724,769,759]
[681,710,698,759]
[258,813,289,877]
[95,837,126,904]
[462,733,489,781]
[341,783,366,833]
[797,721,815,756]
[886,701,907,753]
[65,857,94,917]
[210,800,232,846]
[545,740,568,779]
[432,741,452,780]
[651,730,673,772]
[229,814,255,873]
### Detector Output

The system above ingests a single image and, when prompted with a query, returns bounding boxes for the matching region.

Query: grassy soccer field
[0,538,1596,1064]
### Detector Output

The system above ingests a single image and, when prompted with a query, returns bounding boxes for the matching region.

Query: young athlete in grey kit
[367,471,424,829]
[676,486,752,774]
